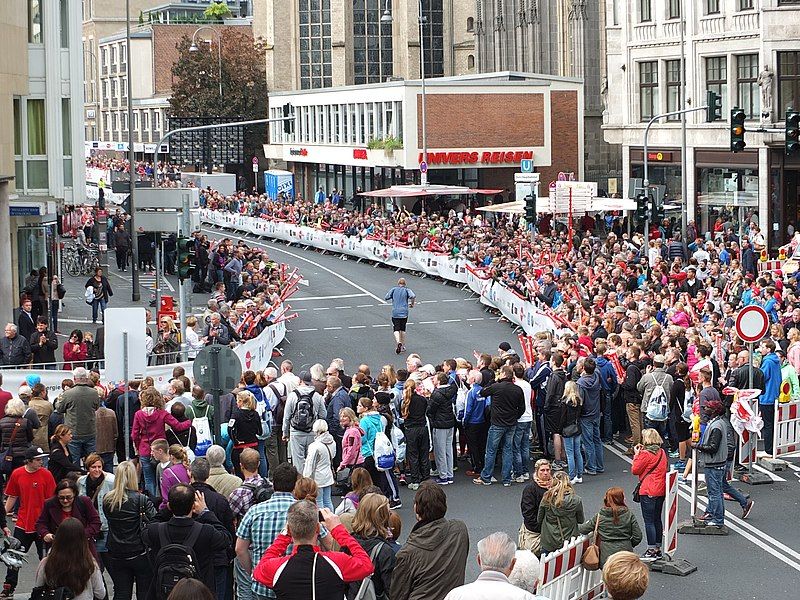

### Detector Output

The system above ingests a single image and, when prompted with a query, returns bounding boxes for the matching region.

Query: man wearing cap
[2,446,55,598]
[54,367,100,460]
[282,371,327,471]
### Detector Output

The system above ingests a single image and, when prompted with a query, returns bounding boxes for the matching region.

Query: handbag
[632,450,664,503]
[517,523,541,555]
[581,515,602,571]
[562,421,580,438]
[29,586,75,600]
[0,420,23,475]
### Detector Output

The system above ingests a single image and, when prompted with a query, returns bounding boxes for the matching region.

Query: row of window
[639,0,757,22]
[13,97,73,191]
[101,109,164,142]
[271,101,403,146]
[99,42,128,75]
[99,77,128,108]
[637,51,800,121]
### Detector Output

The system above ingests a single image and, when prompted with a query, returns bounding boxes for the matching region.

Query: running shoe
[473,477,491,486]
[389,499,402,509]
[640,549,659,562]
[742,499,755,519]
[407,483,419,491]
[435,477,451,486]
[570,476,583,484]
[514,476,526,483]
[395,343,402,355]
[503,482,512,487]
[522,472,530,480]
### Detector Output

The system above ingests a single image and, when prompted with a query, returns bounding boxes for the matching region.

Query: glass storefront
[696,166,758,239]
[630,164,683,203]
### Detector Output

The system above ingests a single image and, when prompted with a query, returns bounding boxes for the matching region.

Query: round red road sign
[735,305,769,343]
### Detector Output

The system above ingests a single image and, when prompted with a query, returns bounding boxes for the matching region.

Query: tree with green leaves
[169,29,268,165]
[203,1,232,21]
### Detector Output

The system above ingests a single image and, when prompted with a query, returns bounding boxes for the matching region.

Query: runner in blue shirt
[385,278,416,354]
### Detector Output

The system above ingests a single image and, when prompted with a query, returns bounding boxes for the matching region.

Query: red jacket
[131,407,191,457]
[254,524,374,599]
[631,448,667,497]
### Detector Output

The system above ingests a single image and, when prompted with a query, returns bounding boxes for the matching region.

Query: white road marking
[313,307,331,311]
[605,442,800,573]
[297,328,318,332]
[205,229,387,304]
[323,327,342,330]
[356,304,374,308]
[292,293,368,301]
[466,317,485,321]
[348,325,367,329]
[418,321,439,324]
[372,324,391,328]
[442,319,462,323]
[441,299,460,303]
[334,306,351,309]
[417,300,438,304]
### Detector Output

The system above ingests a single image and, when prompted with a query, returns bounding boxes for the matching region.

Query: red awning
[359,185,504,197]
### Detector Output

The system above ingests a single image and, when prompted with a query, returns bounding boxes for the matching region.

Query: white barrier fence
[1,314,286,395]
[201,210,565,337]
[773,399,800,460]
[538,536,605,600]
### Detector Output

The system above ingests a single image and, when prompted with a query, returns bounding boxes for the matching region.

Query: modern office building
[252,0,476,93]
[604,0,800,248]
[473,0,616,189]
[263,72,584,203]
[1,0,86,322]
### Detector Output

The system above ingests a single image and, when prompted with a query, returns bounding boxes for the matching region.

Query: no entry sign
[735,305,770,343]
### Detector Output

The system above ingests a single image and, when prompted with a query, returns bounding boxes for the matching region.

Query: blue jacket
[578,371,602,419]
[759,352,781,405]
[463,384,487,425]
[595,356,619,395]
[359,412,383,459]
[326,387,351,439]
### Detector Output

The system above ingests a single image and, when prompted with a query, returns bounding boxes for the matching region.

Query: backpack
[352,542,385,600]
[56,283,66,300]
[645,374,669,422]
[249,386,272,440]
[153,522,203,600]
[390,425,406,463]
[268,383,288,427]
[289,391,315,433]
[192,406,213,456]
[242,478,274,504]
[682,388,694,424]
[455,382,468,421]
[84,286,94,305]
[373,431,395,471]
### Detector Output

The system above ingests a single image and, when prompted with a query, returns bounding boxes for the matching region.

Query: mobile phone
[318,511,325,522]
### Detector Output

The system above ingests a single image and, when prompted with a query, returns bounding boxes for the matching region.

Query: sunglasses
[57,494,74,501]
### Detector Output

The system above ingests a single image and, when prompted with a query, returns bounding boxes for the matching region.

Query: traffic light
[730,108,746,153]
[524,194,536,222]
[651,199,665,224]
[177,237,196,281]
[706,90,722,122]
[282,103,294,135]
[786,109,800,156]
[635,193,648,221]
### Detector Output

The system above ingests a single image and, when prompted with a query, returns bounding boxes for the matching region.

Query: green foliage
[367,138,384,149]
[383,135,403,151]
[203,1,232,21]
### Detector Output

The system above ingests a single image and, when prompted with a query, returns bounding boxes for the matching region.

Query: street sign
[735,305,769,343]
[252,157,259,164]
[253,163,259,173]
[419,161,428,174]
[514,172,540,183]
[520,159,533,173]
[104,308,148,381]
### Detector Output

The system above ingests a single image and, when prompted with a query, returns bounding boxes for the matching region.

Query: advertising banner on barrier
[1,314,286,396]
[202,210,568,337]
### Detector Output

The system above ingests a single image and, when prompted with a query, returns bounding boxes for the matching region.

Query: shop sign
[9,205,41,216]
[647,151,672,162]
[418,150,533,166]
[353,149,368,160]
[288,148,309,157]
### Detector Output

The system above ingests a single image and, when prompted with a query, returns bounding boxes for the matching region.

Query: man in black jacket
[474,366,525,487]
[544,353,568,467]
[29,317,58,368]
[535,272,558,307]
[145,483,232,598]
[621,346,644,454]
[0,324,32,367]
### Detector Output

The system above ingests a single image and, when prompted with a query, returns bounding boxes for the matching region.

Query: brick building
[263,71,583,202]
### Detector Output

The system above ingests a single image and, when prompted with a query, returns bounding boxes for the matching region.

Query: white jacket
[444,571,545,600]
[303,432,337,487]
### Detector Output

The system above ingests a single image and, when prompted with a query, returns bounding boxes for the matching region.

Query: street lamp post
[126,0,140,301]
[190,26,224,99]
[382,1,428,187]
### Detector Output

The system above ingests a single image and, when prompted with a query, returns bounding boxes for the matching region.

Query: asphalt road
[32,225,800,599]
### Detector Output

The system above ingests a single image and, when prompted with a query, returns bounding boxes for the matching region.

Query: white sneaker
[514,476,526,483]
[522,473,530,480]
[571,476,583,484]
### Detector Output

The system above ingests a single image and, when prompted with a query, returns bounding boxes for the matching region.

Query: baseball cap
[24,447,48,461]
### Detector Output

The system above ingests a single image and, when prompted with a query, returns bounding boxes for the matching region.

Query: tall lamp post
[382,1,428,187]
[190,26,224,99]
[126,0,140,301]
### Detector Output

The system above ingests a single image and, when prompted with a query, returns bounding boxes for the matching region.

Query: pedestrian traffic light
[177,237,196,281]
[706,91,722,122]
[786,109,800,156]
[282,103,294,135]
[730,108,747,153]
[635,194,648,221]
[651,200,665,224]
[525,194,536,222]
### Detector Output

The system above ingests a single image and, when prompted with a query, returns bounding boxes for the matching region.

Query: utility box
[264,169,295,200]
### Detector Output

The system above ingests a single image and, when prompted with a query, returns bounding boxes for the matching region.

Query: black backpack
[242,479,274,504]
[153,523,203,600]
[289,391,315,433]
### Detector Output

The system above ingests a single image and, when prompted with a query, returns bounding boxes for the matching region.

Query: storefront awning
[359,185,504,198]
[477,200,524,214]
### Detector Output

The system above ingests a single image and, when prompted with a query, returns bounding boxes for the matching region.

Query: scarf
[534,474,552,489]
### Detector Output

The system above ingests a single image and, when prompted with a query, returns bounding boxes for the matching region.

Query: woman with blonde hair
[229,390,262,478]
[159,445,191,509]
[185,315,204,360]
[399,379,429,490]
[339,407,364,474]
[293,476,318,502]
[153,315,180,364]
[631,428,667,561]
[102,461,156,600]
[787,327,800,373]
[537,471,585,555]
[578,487,643,567]
[350,492,398,599]
[47,424,84,482]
